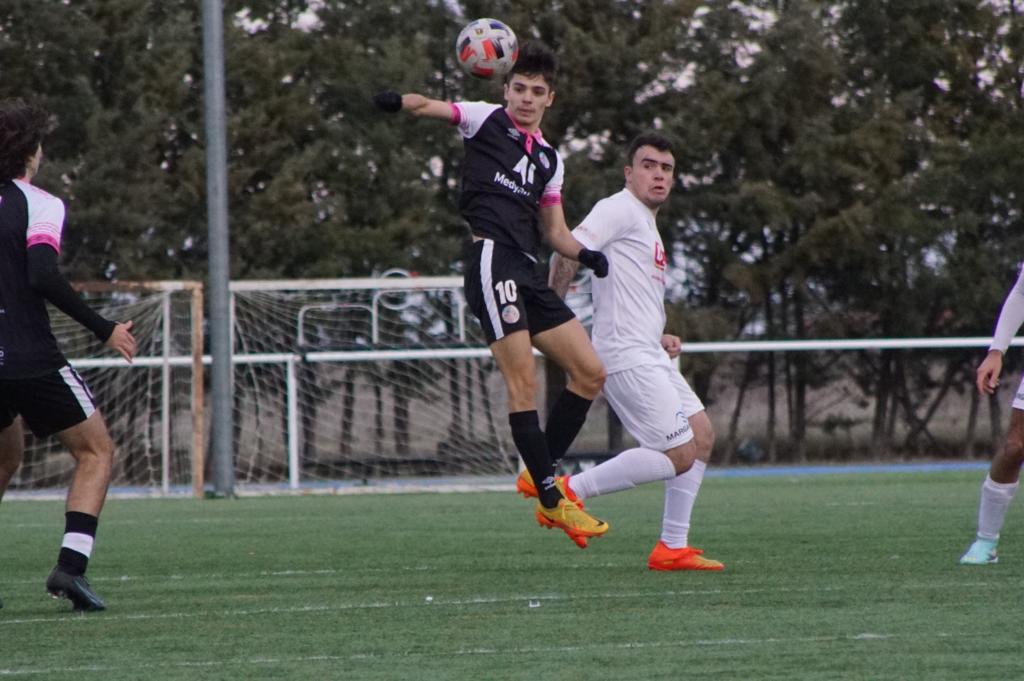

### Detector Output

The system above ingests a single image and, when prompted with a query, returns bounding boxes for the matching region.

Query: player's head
[0,99,50,183]
[503,41,557,131]
[624,132,675,210]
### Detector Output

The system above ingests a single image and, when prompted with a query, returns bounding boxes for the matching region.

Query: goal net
[230,276,518,484]
[10,275,1006,498]
[9,282,203,496]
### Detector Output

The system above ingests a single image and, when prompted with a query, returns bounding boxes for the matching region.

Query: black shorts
[0,365,97,437]
[464,239,576,344]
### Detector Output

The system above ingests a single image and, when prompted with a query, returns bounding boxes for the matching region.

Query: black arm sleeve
[26,244,116,342]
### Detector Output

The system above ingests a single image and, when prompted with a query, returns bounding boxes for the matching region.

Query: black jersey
[0,179,68,378]
[451,102,564,257]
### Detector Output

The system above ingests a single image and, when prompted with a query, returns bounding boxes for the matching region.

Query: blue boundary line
[705,461,989,478]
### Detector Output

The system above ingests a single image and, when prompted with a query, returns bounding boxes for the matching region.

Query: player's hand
[577,248,609,278]
[372,90,403,113]
[106,320,137,364]
[661,334,682,359]
[976,349,1003,395]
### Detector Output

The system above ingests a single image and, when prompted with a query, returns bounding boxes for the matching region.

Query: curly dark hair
[506,41,557,90]
[0,99,51,183]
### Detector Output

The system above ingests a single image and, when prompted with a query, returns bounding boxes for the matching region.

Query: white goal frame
[47,276,1023,498]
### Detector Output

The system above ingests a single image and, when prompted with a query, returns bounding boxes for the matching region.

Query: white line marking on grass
[2,561,1009,590]
[10,516,320,529]
[0,561,434,589]
[0,582,1009,629]
[0,631,962,675]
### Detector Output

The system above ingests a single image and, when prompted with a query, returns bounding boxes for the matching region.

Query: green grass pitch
[1,470,1021,680]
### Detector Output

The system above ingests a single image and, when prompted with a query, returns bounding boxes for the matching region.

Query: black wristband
[577,248,609,278]
[373,90,403,113]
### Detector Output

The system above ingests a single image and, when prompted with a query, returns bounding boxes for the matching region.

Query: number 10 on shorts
[494,280,518,304]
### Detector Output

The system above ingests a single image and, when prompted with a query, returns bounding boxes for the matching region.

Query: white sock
[61,532,95,558]
[977,475,1019,541]
[660,459,707,548]
[569,447,675,500]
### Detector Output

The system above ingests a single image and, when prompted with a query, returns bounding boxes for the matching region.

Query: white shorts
[603,363,704,451]
[1014,375,1024,411]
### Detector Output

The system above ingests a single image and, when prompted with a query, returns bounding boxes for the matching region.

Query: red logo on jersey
[654,242,667,271]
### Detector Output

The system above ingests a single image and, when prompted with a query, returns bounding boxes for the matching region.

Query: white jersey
[572,188,670,374]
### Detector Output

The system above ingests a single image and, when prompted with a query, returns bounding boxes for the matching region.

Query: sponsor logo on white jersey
[654,242,667,271]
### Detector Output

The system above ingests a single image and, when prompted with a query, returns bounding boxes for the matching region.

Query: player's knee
[688,413,715,461]
[695,426,716,460]
[572,363,605,398]
[1004,434,1024,466]
[665,443,696,476]
[74,434,115,471]
[0,450,22,479]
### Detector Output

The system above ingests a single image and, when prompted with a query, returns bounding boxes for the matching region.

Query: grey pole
[202,0,234,496]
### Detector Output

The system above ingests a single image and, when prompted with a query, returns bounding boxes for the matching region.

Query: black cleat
[46,567,106,612]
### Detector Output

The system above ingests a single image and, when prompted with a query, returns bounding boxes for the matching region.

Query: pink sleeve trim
[27,234,61,254]
[449,103,461,125]
[539,193,562,207]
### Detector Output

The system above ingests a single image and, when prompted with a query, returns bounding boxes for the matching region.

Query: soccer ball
[455,18,518,79]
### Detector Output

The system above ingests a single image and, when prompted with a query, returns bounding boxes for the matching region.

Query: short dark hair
[506,41,557,90]
[626,132,675,166]
[0,99,50,183]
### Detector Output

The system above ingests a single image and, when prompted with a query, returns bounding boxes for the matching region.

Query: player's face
[625,146,674,210]
[503,74,554,131]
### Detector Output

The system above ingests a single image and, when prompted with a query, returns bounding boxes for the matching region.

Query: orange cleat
[647,541,724,571]
[516,470,584,508]
[535,498,607,549]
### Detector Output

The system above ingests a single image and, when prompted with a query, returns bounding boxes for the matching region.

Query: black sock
[57,511,98,577]
[509,410,561,508]
[545,390,593,468]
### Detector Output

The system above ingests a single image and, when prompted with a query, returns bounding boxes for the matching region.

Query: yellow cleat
[647,541,724,571]
[535,498,607,549]
[516,470,584,508]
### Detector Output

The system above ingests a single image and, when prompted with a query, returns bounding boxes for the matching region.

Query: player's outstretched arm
[540,205,608,278]
[372,91,453,120]
[25,244,127,354]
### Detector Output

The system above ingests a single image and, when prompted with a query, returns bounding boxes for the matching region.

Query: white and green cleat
[959,538,998,565]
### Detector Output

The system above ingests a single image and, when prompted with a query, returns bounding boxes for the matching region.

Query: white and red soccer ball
[455,18,518,79]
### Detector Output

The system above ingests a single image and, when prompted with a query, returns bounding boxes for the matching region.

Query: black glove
[577,248,609,278]
[373,90,403,113]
